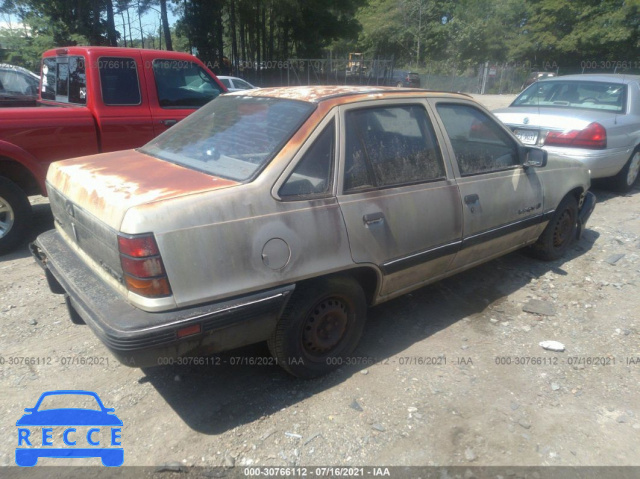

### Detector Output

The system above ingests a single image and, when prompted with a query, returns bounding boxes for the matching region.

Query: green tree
[357,0,455,66]
[509,0,640,69]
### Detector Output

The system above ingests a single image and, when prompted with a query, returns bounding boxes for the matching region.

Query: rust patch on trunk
[48,149,238,227]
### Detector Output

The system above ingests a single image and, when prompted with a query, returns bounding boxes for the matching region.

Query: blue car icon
[16,390,123,467]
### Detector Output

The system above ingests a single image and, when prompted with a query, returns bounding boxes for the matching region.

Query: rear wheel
[268,276,367,378]
[608,149,640,192]
[528,195,578,261]
[0,176,32,255]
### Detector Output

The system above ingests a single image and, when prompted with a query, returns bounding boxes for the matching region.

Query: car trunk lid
[493,108,617,146]
[47,149,238,286]
[48,149,238,230]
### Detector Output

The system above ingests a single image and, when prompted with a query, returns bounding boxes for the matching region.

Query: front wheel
[608,149,640,192]
[268,276,367,378]
[0,177,32,255]
[528,195,578,261]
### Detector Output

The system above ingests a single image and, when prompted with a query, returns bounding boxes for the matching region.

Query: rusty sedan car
[31,86,595,378]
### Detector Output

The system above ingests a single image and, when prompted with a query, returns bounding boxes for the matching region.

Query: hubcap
[302,298,349,356]
[627,152,640,186]
[0,195,15,239]
[552,209,573,248]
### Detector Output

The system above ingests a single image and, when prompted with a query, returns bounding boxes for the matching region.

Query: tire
[268,276,367,378]
[528,195,578,261]
[396,82,404,88]
[0,176,32,255]
[608,149,640,192]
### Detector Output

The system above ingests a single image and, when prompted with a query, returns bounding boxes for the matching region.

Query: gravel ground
[1,94,639,475]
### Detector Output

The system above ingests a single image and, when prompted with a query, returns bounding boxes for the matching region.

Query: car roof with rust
[231,85,472,103]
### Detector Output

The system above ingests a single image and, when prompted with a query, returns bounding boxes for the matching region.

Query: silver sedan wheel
[627,151,640,186]
[0,195,15,239]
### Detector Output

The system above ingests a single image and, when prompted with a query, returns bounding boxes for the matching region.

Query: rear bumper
[543,146,630,179]
[31,229,294,368]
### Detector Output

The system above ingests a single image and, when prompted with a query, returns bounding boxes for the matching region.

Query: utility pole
[481,61,489,94]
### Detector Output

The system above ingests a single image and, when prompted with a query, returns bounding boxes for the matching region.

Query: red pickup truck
[0,46,226,254]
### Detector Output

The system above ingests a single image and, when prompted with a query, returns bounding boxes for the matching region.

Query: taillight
[118,235,158,257]
[118,233,172,298]
[544,122,606,149]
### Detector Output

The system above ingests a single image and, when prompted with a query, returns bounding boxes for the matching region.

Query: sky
[115,5,179,41]
[1,6,179,42]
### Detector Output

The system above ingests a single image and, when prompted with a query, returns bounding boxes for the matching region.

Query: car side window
[153,59,222,108]
[280,120,335,198]
[99,57,141,105]
[436,103,519,176]
[344,105,445,192]
[41,56,86,104]
[234,79,253,90]
[0,70,33,94]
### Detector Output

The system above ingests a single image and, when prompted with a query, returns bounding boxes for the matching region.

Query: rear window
[140,96,315,181]
[41,56,86,104]
[512,80,627,113]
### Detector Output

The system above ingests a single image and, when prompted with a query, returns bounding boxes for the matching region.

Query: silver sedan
[494,74,640,191]
[217,75,257,92]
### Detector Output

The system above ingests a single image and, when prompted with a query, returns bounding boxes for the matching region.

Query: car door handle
[363,212,384,226]
[162,119,178,127]
[464,194,479,204]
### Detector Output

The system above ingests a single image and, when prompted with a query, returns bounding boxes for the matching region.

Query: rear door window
[41,56,86,104]
[343,104,445,192]
[98,57,141,105]
[152,59,223,108]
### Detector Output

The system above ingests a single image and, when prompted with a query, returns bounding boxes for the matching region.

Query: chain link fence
[241,58,640,93]
[419,62,532,94]
[270,59,532,93]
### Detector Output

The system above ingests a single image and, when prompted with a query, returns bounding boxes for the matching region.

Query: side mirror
[523,147,547,168]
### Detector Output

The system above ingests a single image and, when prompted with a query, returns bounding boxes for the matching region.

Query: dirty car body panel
[32,86,595,375]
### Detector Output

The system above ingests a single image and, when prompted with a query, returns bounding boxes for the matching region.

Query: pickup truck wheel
[268,277,367,378]
[608,149,640,192]
[0,177,32,255]
[528,195,578,261]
